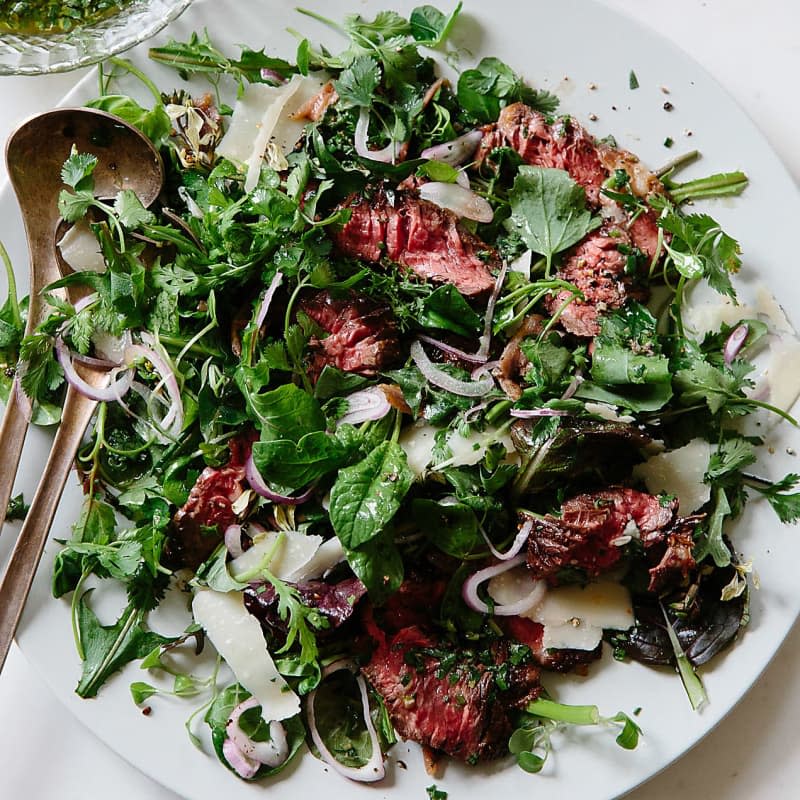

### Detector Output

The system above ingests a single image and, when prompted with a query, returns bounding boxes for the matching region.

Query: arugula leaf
[76,595,174,698]
[329,441,413,549]
[694,487,733,567]
[508,166,600,275]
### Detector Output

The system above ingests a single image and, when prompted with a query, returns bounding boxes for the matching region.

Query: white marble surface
[1,1,799,798]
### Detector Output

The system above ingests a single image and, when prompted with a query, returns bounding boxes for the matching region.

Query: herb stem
[526,698,601,726]
[0,238,23,331]
[655,149,700,179]
[109,57,163,105]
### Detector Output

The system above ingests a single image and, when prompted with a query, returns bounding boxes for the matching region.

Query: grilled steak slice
[545,227,647,337]
[499,616,602,673]
[643,515,702,594]
[526,487,678,581]
[361,622,540,762]
[299,289,402,379]
[331,188,497,297]
[167,433,255,569]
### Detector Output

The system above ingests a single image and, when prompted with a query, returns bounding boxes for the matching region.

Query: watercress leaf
[508,166,600,272]
[329,441,413,549]
[611,712,642,750]
[130,681,158,704]
[410,3,462,45]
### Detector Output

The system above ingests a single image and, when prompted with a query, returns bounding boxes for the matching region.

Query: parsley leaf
[60,150,98,191]
[410,3,462,45]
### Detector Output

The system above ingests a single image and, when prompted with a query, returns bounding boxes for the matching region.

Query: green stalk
[526,698,601,726]
[669,172,748,203]
[0,238,23,331]
[655,149,700,179]
[660,603,708,711]
[109,56,163,105]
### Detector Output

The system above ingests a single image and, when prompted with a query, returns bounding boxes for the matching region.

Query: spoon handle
[0,382,31,534]
[0,387,98,674]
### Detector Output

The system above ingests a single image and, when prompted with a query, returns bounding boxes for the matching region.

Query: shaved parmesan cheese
[529,581,634,651]
[230,530,322,582]
[192,589,300,721]
[57,220,106,273]
[763,337,800,414]
[541,622,604,651]
[508,249,532,280]
[269,75,328,154]
[633,438,713,513]
[487,566,541,608]
[399,420,518,478]
[284,536,345,582]
[217,75,305,192]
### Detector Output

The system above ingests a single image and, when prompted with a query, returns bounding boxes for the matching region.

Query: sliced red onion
[338,386,392,426]
[71,293,99,314]
[355,108,398,164]
[418,181,494,223]
[222,737,259,779]
[417,333,487,365]
[224,524,245,558]
[723,323,749,365]
[245,452,315,505]
[71,353,118,369]
[476,260,508,360]
[510,408,571,418]
[307,659,385,783]
[260,68,287,85]
[420,129,483,166]
[471,360,500,380]
[226,697,289,768]
[255,271,284,330]
[561,370,584,400]
[55,337,134,403]
[479,518,533,561]
[410,340,495,397]
[462,555,546,616]
[126,335,184,438]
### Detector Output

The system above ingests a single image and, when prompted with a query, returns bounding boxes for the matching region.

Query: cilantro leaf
[58,189,96,223]
[334,55,382,107]
[114,190,156,229]
[60,150,97,191]
[751,473,800,524]
[508,166,601,275]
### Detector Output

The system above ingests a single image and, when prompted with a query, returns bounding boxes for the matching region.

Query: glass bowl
[0,0,194,75]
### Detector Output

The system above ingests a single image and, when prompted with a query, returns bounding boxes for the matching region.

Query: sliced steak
[526,487,678,582]
[361,621,540,762]
[643,514,702,594]
[167,432,256,570]
[299,289,402,379]
[545,227,646,337]
[331,188,497,297]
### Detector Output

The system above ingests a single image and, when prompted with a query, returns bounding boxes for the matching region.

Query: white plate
[2,0,800,798]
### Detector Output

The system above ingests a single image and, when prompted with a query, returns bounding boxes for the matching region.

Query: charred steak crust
[330,186,497,297]
[361,620,540,763]
[478,102,664,335]
[298,289,402,380]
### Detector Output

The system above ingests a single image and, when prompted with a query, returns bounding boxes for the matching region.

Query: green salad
[2,1,800,785]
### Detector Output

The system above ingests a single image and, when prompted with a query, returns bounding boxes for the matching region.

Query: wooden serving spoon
[0,108,164,672]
